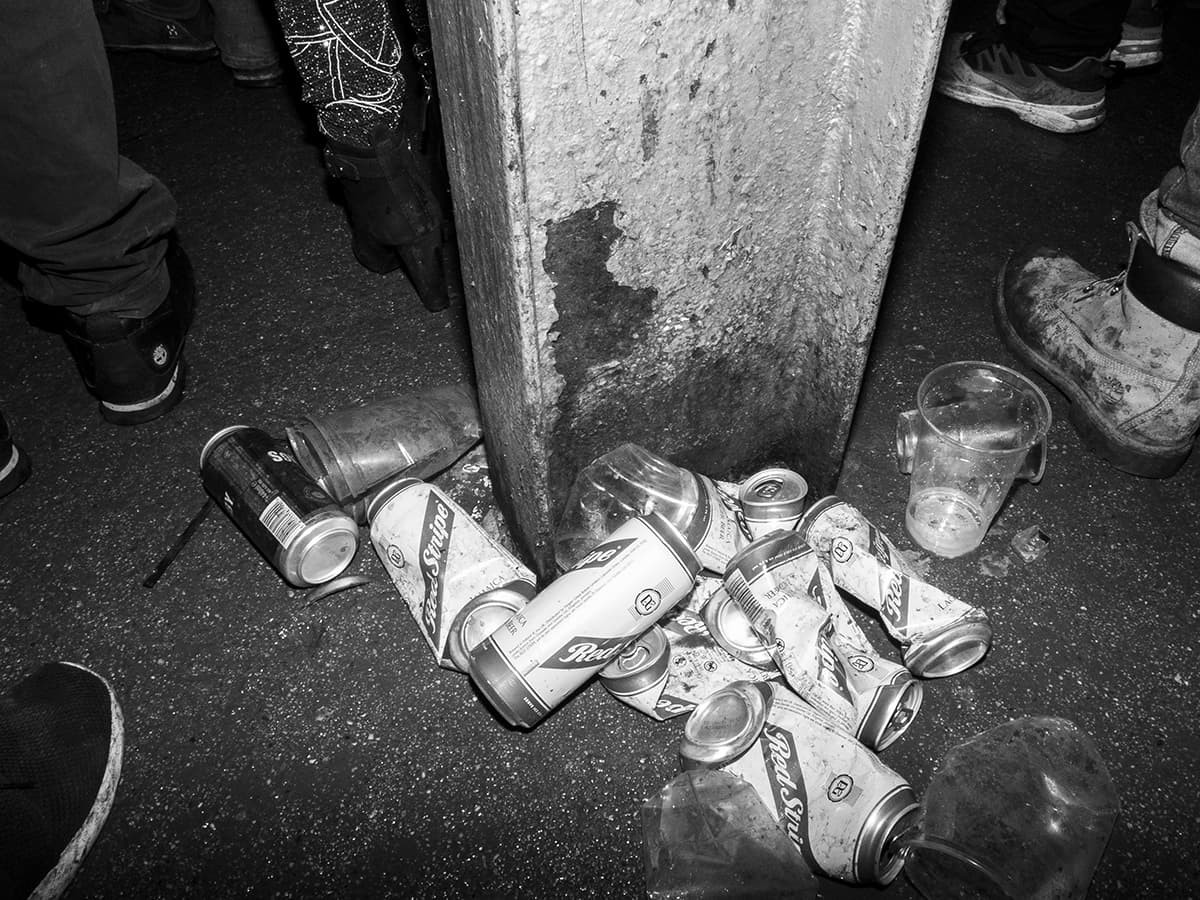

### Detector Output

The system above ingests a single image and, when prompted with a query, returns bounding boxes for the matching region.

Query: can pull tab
[895,408,1046,483]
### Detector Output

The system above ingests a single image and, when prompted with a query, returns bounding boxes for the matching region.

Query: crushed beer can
[367,477,537,672]
[600,607,780,721]
[797,496,992,678]
[723,533,858,736]
[679,680,919,886]
[469,513,701,729]
[200,426,359,588]
[723,530,921,749]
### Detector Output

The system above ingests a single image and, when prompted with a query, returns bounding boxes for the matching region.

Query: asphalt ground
[2,3,1199,897]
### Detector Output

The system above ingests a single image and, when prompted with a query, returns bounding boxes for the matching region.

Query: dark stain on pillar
[543,201,657,518]
[639,86,660,161]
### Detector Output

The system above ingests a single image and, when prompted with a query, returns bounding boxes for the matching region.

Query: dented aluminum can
[738,467,809,539]
[200,426,359,587]
[600,608,779,720]
[367,477,537,671]
[680,680,919,886]
[469,513,700,729]
[722,530,921,749]
[444,585,534,673]
[797,496,992,678]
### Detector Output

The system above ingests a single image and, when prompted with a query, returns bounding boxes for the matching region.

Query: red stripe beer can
[738,467,809,539]
[367,477,537,671]
[468,512,701,729]
[680,680,919,886]
[200,426,359,587]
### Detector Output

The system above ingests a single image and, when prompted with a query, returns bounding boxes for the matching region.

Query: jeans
[125,0,282,70]
[1002,0,1129,65]
[1159,100,1200,239]
[0,0,175,316]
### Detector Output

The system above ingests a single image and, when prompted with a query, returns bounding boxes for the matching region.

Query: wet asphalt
[2,3,1199,898]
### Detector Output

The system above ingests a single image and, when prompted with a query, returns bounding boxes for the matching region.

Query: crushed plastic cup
[642,768,817,899]
[900,361,1052,558]
[898,716,1120,900]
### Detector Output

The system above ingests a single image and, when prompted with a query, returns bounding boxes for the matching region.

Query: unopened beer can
[680,681,919,886]
[738,467,809,539]
[797,496,992,678]
[200,426,359,587]
[368,477,537,671]
[468,513,701,729]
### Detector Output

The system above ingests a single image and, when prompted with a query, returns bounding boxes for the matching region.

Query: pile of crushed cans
[191,383,1038,893]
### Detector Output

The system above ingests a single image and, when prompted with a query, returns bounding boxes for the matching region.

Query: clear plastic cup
[900,361,1051,558]
[899,716,1120,900]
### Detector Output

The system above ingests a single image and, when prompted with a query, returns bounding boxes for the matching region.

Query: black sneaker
[97,0,218,60]
[1112,0,1164,68]
[0,662,124,900]
[935,30,1115,133]
[0,411,31,499]
[62,236,195,426]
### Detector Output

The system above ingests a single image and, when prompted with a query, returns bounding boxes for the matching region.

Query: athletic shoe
[1112,0,1164,68]
[935,30,1114,133]
[0,662,124,900]
[97,0,218,60]
[0,412,31,499]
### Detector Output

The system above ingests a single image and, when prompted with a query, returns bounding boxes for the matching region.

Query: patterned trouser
[272,0,432,147]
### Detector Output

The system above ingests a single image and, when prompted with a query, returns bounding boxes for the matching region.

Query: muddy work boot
[0,411,32,498]
[61,237,195,426]
[325,119,464,313]
[996,218,1200,478]
[935,30,1115,133]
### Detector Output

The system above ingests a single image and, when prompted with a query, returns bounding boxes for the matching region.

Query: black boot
[61,236,195,426]
[0,410,31,498]
[322,15,463,313]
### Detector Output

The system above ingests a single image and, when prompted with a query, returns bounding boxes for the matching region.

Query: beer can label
[678,473,752,573]
[799,496,992,677]
[368,479,536,668]
[469,513,700,728]
[723,683,917,885]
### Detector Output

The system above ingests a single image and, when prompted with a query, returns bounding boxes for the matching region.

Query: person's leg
[1002,0,1128,65]
[208,0,286,87]
[0,0,194,424]
[935,0,1127,133]
[995,100,1200,477]
[96,0,218,59]
[271,0,462,311]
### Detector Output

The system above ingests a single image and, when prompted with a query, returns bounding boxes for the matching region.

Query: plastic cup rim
[915,360,1052,456]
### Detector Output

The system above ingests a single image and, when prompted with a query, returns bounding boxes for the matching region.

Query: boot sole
[936,81,1105,134]
[993,270,1192,478]
[99,359,186,426]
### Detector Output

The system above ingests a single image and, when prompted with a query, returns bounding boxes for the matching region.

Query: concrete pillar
[430,0,951,575]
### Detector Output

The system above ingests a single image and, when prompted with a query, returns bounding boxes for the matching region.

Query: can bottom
[467,638,550,730]
[904,619,993,678]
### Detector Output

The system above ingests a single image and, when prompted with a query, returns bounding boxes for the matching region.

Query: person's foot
[228,61,286,89]
[935,30,1114,133]
[995,220,1200,477]
[1112,0,1164,68]
[0,662,124,900]
[96,0,218,60]
[61,236,195,425]
[0,411,32,499]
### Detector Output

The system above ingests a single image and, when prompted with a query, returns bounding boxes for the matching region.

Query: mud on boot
[995,228,1200,478]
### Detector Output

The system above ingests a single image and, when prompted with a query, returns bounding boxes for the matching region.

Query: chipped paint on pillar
[429,0,952,567]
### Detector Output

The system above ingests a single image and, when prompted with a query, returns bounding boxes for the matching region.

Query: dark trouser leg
[0,0,177,318]
[1002,0,1130,65]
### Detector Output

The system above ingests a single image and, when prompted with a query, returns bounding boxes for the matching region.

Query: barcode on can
[726,571,769,625]
[260,495,304,548]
